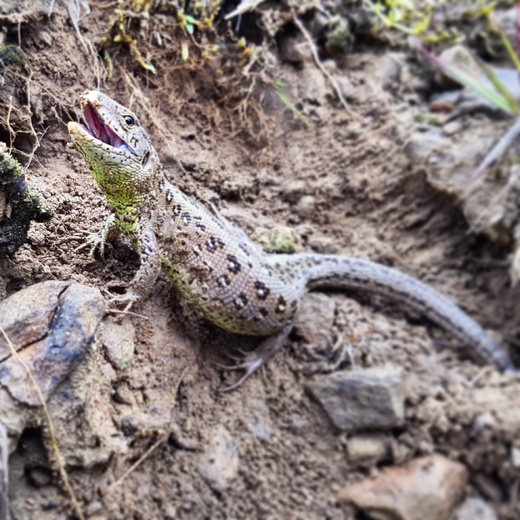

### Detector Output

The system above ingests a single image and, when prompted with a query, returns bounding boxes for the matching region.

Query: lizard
[68,90,516,388]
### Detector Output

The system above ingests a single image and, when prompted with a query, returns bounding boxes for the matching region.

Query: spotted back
[156,178,303,335]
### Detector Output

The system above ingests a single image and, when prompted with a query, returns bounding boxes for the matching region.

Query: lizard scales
[68,91,515,381]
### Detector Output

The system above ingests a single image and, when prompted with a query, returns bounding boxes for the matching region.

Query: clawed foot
[73,231,108,257]
[217,324,293,392]
[217,353,265,392]
[72,214,116,258]
[102,286,140,314]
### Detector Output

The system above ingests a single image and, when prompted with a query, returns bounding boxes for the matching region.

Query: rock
[27,467,51,488]
[510,239,520,286]
[0,281,105,406]
[437,45,481,89]
[511,446,520,468]
[294,293,336,348]
[433,45,520,111]
[280,179,308,204]
[337,454,468,520]
[198,425,239,493]
[346,434,389,466]
[0,423,6,519]
[454,497,497,520]
[85,501,103,516]
[295,195,316,218]
[442,120,462,136]
[372,52,408,91]
[113,383,135,405]
[0,281,105,448]
[493,8,518,57]
[307,366,405,432]
[98,316,136,370]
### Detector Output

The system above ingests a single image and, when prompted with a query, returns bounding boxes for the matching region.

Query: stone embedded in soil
[307,366,405,432]
[98,316,136,370]
[113,383,135,405]
[337,454,468,520]
[346,434,389,466]
[511,446,520,468]
[0,281,105,406]
[0,281,105,447]
[293,292,336,348]
[198,425,239,493]
[0,423,6,519]
[26,467,51,488]
[454,497,497,520]
[437,45,481,89]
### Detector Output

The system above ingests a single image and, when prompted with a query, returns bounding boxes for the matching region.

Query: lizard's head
[68,90,161,208]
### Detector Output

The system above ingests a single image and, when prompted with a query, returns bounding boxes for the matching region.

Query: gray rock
[454,497,497,520]
[198,425,239,493]
[0,281,105,451]
[0,424,6,520]
[307,366,405,432]
[0,281,105,406]
[27,467,51,488]
[346,434,389,466]
[113,383,135,405]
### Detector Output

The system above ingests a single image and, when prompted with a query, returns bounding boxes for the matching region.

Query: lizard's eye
[124,115,135,126]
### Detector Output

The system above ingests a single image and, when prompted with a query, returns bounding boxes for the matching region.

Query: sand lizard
[68,90,516,387]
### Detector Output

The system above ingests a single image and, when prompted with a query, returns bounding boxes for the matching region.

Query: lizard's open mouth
[82,103,132,152]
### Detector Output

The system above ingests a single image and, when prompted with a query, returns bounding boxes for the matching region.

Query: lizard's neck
[91,154,164,219]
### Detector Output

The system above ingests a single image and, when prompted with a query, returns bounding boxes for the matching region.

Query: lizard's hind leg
[219,324,294,391]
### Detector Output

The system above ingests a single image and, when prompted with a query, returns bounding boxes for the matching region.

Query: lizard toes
[217,354,264,392]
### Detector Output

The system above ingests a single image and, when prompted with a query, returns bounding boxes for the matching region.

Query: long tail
[274,254,515,371]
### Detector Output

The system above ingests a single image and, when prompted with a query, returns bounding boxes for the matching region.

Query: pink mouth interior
[83,104,130,151]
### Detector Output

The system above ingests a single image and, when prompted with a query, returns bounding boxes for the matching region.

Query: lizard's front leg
[74,213,120,257]
[110,219,162,312]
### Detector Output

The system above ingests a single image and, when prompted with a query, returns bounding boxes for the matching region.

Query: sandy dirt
[1,1,520,519]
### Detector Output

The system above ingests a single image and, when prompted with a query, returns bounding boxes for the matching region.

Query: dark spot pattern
[181,212,192,227]
[165,189,173,203]
[259,307,269,318]
[275,295,287,314]
[196,223,206,232]
[227,254,241,274]
[234,293,248,310]
[254,280,270,301]
[206,236,218,253]
[217,274,231,287]
[172,204,182,218]
[158,178,165,192]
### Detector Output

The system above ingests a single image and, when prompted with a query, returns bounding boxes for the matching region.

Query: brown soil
[1,2,520,519]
